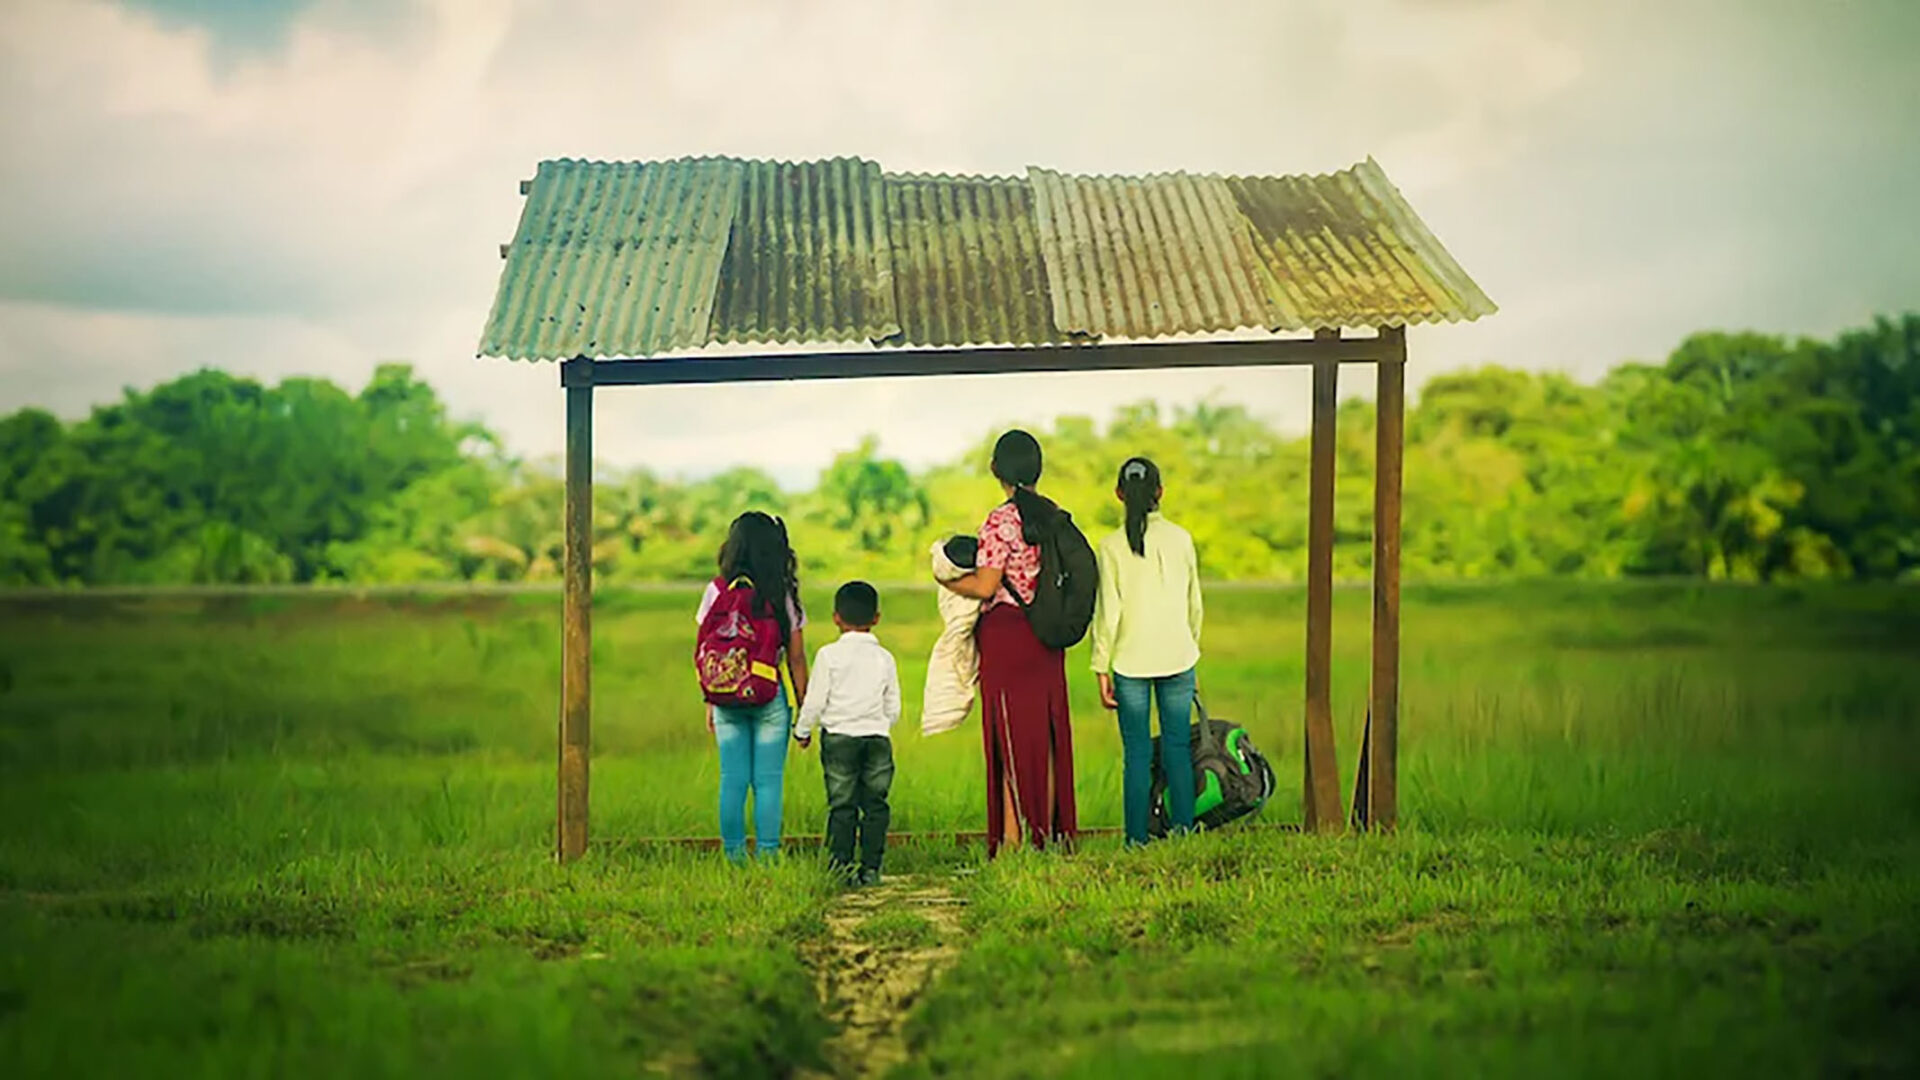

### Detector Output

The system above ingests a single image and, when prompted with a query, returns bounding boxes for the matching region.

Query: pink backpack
[694,576,784,707]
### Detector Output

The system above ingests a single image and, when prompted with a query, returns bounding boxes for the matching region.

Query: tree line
[2,315,1915,587]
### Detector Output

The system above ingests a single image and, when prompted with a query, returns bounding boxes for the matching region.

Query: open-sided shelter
[476,155,1495,860]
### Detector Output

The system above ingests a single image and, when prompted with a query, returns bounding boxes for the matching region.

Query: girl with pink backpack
[693,512,809,861]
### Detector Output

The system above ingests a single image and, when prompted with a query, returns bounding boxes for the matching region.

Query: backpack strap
[995,495,1030,608]
[999,571,1028,608]
[1193,693,1221,755]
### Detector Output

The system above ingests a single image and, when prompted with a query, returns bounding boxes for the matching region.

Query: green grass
[853,910,944,951]
[1,582,1917,1077]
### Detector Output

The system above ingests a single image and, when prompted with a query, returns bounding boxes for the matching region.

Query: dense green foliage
[1,585,1915,1075]
[3,316,1915,587]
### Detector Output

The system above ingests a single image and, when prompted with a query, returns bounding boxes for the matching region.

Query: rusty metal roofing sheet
[478,157,741,361]
[708,158,900,346]
[1026,169,1273,339]
[477,156,1494,360]
[883,173,1063,348]
[1227,158,1497,331]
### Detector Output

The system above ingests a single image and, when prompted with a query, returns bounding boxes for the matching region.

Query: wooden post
[559,359,594,861]
[1349,701,1372,829]
[1368,327,1406,831]
[1303,331,1343,832]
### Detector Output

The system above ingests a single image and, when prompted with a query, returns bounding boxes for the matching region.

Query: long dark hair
[716,511,800,638]
[1117,456,1162,556]
[991,429,1051,535]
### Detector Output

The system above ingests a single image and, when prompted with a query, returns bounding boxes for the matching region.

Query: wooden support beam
[1303,330,1344,832]
[558,334,1391,388]
[1350,701,1372,829]
[1368,326,1407,831]
[558,360,594,861]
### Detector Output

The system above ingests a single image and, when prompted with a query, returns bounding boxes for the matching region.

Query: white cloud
[0,0,1914,488]
[0,299,364,413]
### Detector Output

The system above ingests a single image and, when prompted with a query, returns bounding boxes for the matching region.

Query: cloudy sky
[2,0,1915,487]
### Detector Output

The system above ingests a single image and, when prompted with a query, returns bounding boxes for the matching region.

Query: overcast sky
[2,0,1915,487]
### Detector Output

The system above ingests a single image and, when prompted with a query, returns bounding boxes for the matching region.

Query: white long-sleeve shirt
[794,630,901,740]
[1089,512,1204,678]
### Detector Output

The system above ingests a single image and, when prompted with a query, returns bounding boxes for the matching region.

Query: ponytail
[1117,457,1161,556]
[1010,486,1051,540]
[993,429,1053,540]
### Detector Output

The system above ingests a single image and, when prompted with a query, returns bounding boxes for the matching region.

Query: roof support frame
[558,333,1393,388]
[552,330,1404,861]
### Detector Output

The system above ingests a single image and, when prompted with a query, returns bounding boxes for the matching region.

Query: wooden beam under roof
[559,333,1397,387]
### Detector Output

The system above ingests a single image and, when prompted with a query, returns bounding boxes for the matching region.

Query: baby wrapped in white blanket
[921,535,981,736]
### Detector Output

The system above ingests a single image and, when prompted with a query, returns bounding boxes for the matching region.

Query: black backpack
[1001,492,1099,650]
[1148,698,1277,837]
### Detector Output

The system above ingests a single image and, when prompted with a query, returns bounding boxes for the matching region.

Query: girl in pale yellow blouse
[1090,457,1203,846]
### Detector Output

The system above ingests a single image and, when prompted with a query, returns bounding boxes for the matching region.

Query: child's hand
[1097,673,1118,710]
[795,734,812,750]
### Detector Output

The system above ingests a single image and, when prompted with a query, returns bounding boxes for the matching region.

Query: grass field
[2,582,1917,1077]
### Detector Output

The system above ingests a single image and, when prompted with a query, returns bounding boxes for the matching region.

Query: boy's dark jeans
[820,732,894,875]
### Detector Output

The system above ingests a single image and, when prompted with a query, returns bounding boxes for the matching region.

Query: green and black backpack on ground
[1148,698,1277,837]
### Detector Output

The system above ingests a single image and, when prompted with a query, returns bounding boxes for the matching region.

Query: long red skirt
[977,604,1077,856]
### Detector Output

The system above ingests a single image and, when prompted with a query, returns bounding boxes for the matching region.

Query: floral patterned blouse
[977,501,1040,611]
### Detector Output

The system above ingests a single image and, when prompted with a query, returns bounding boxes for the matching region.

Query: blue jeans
[713,695,792,860]
[1112,668,1196,846]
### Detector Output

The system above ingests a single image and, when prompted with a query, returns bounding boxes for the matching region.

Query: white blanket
[921,538,981,736]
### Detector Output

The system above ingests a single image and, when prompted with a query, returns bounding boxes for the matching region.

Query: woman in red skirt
[939,430,1077,856]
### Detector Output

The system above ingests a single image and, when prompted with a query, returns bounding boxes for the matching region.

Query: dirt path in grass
[797,874,969,1080]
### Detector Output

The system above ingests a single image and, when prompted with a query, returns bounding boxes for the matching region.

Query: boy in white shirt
[794,581,902,886]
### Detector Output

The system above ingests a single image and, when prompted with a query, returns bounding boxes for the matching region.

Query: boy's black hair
[942,534,979,569]
[834,580,880,627]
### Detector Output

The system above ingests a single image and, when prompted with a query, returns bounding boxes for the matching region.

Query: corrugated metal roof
[478,156,1494,360]
[1227,158,1497,330]
[1027,169,1272,339]
[478,158,741,360]
[884,173,1063,348]
[708,158,900,346]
